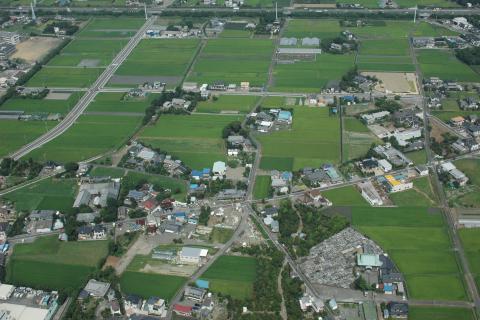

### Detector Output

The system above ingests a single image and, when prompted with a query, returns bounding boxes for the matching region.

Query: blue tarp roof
[278,110,292,120]
[196,279,210,289]
[191,170,202,177]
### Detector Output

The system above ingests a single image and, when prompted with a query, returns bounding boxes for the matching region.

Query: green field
[360,39,410,56]
[124,171,187,201]
[0,120,55,158]
[253,175,271,200]
[1,92,83,115]
[2,177,77,212]
[412,22,459,37]
[455,159,480,185]
[113,39,200,88]
[139,114,242,169]
[272,53,355,93]
[418,50,480,82]
[344,117,369,133]
[89,166,126,178]
[460,229,480,290]
[120,271,187,301]
[389,188,435,207]
[77,18,144,38]
[202,255,257,299]
[196,95,258,114]
[87,92,156,113]
[27,67,104,88]
[323,185,368,206]
[353,206,467,301]
[187,38,274,87]
[6,236,108,291]
[27,114,142,163]
[210,227,234,243]
[283,19,342,39]
[258,108,340,170]
[409,306,474,320]
[48,39,128,67]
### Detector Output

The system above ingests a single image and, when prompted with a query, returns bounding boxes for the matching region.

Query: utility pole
[275,1,278,22]
[413,5,417,24]
[144,2,148,21]
[31,2,36,21]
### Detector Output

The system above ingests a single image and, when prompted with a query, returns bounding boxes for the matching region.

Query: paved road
[8,17,156,161]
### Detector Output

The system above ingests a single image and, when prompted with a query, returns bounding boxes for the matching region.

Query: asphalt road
[8,16,156,161]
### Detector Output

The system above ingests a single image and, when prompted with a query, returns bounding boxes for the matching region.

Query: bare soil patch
[12,37,63,63]
[362,71,419,94]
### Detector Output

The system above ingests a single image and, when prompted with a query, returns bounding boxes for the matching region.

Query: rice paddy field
[48,39,128,67]
[257,108,341,170]
[253,175,271,200]
[271,53,355,92]
[6,236,108,291]
[389,177,437,207]
[187,38,274,87]
[2,177,77,212]
[138,114,243,169]
[27,67,104,88]
[417,50,480,82]
[322,185,368,207]
[353,207,467,301]
[76,17,144,38]
[342,117,379,161]
[0,120,55,158]
[27,114,143,163]
[409,306,474,320]
[86,92,157,113]
[201,255,257,299]
[283,19,343,39]
[196,95,258,114]
[0,92,84,115]
[112,39,200,88]
[459,229,480,290]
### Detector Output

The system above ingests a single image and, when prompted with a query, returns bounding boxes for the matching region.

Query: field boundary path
[278,259,288,320]
[409,33,480,314]
[9,16,156,161]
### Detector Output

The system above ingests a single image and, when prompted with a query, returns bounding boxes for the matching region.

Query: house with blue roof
[174,212,187,223]
[191,170,202,181]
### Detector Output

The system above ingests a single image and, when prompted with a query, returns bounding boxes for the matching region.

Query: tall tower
[275,1,278,22]
[144,2,148,21]
[31,2,36,21]
[413,5,417,23]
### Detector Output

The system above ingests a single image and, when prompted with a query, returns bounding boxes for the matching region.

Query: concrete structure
[0,284,14,300]
[73,181,120,208]
[83,279,110,298]
[361,111,390,125]
[212,161,226,176]
[357,253,383,269]
[358,180,383,206]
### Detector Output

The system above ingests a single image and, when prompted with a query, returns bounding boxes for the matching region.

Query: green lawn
[257,108,341,170]
[202,255,257,299]
[1,92,84,114]
[123,171,187,201]
[210,227,234,244]
[6,236,108,291]
[455,159,480,186]
[0,120,55,158]
[406,149,428,165]
[139,114,243,169]
[253,175,271,200]
[418,50,480,82]
[27,114,142,163]
[389,188,434,207]
[409,306,474,320]
[2,177,77,212]
[113,39,200,88]
[196,95,258,114]
[322,185,368,207]
[120,271,187,301]
[344,117,369,133]
[77,18,144,38]
[187,38,274,87]
[89,166,126,178]
[271,53,355,93]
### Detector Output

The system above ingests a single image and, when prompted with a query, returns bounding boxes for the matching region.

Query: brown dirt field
[103,256,120,270]
[362,72,419,95]
[11,37,63,63]
[430,120,449,143]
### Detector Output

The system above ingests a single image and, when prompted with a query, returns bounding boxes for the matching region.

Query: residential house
[302,168,328,186]
[298,190,332,207]
[143,297,166,316]
[227,135,245,147]
[380,174,413,193]
[439,161,469,186]
[83,279,110,298]
[393,108,421,127]
[299,294,324,312]
[212,161,226,177]
[216,189,246,200]
[77,225,107,240]
[73,180,120,208]
[124,294,143,316]
[184,286,206,302]
[173,304,193,317]
[373,144,413,167]
[358,180,383,206]
[76,212,100,223]
[387,302,408,318]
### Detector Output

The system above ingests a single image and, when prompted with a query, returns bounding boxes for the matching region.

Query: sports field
[353,207,467,301]
[0,120,55,158]
[77,18,144,38]
[27,66,104,88]
[2,177,77,212]
[196,95,258,114]
[201,255,257,299]
[253,175,271,200]
[187,38,274,87]
[27,114,142,163]
[257,108,340,170]
[120,271,187,301]
[112,39,200,88]
[418,50,480,82]
[139,114,243,169]
[322,185,368,207]
[87,92,156,113]
[1,92,83,114]
[272,53,355,93]
[6,236,108,291]
[409,306,474,320]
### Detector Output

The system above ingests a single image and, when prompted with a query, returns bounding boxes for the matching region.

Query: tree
[64,162,79,172]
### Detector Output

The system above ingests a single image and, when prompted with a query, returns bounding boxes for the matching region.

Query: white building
[212,161,226,176]
[0,284,14,300]
[358,180,383,206]
[392,128,422,147]
[361,111,390,125]
[179,247,208,264]
[378,159,392,172]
